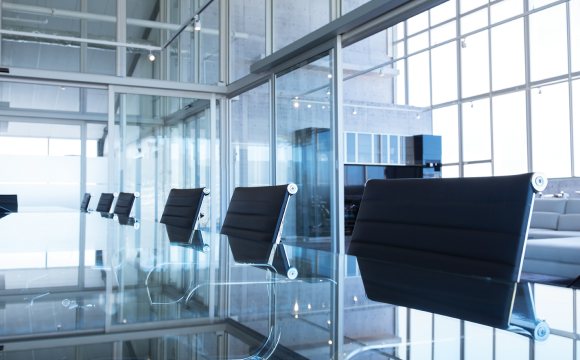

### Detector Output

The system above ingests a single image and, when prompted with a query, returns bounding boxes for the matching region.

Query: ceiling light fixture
[379,67,384,76]
[60,86,66,90]
[539,87,542,94]
[326,87,330,95]
[194,15,201,31]
[308,104,311,108]
[293,102,299,108]
[471,102,474,108]
[416,113,420,119]
[148,51,155,61]
[328,74,332,79]
[461,38,467,48]
[353,109,357,115]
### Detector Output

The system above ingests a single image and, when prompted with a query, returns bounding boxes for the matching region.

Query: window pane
[574,80,580,176]
[407,32,429,54]
[373,134,380,163]
[495,330,529,360]
[342,0,371,15]
[491,19,525,91]
[535,336,573,360]
[431,0,457,26]
[431,21,456,46]
[491,0,523,24]
[395,60,406,105]
[199,1,220,85]
[274,0,329,52]
[464,162,492,177]
[442,165,459,177]
[529,0,560,9]
[0,82,80,112]
[407,11,429,36]
[460,0,487,14]
[571,0,580,73]
[531,82,571,178]
[463,98,491,162]
[343,30,390,77]
[358,133,372,163]
[535,284,574,332]
[464,322,493,359]
[461,8,488,35]
[529,4,568,82]
[346,133,356,162]
[492,91,528,176]
[433,106,459,163]
[410,310,433,359]
[461,30,490,98]
[431,42,458,105]
[229,0,266,83]
[408,52,431,107]
[230,82,270,188]
[390,135,400,164]
[434,315,460,360]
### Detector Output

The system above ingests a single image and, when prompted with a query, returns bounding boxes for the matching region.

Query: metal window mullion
[456,0,464,177]
[116,0,126,77]
[567,1,575,176]
[488,2,495,176]
[524,0,533,173]
[80,0,88,73]
[269,73,276,186]
[209,93,217,323]
[266,0,273,56]
[220,0,227,84]
[428,8,433,109]
[404,20,409,105]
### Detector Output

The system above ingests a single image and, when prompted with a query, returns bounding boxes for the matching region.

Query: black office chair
[160,188,210,229]
[80,193,92,212]
[221,184,299,279]
[0,194,18,213]
[113,192,139,217]
[348,172,548,283]
[95,193,115,213]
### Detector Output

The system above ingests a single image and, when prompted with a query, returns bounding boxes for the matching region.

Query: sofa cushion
[528,228,580,239]
[525,238,580,263]
[557,214,580,231]
[565,199,580,214]
[530,212,560,230]
[534,199,567,214]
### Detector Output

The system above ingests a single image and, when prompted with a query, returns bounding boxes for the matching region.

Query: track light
[308,104,311,108]
[539,87,542,94]
[194,15,201,31]
[461,38,467,48]
[326,87,330,95]
[148,51,155,61]
[471,102,474,108]
[294,102,299,108]
[60,86,66,90]
[328,74,332,79]
[353,109,357,115]
[416,113,420,119]
[379,68,384,76]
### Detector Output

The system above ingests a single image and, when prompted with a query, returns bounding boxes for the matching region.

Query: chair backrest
[80,193,91,212]
[113,192,136,216]
[348,173,547,283]
[95,193,115,213]
[160,188,209,229]
[0,194,18,212]
[221,184,297,243]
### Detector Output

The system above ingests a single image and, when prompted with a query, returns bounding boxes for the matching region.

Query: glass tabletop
[0,209,578,360]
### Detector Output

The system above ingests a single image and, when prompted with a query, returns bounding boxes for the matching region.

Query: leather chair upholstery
[348,173,546,282]
[0,194,18,212]
[221,184,296,243]
[113,192,136,216]
[160,188,209,229]
[80,193,91,212]
[95,193,115,213]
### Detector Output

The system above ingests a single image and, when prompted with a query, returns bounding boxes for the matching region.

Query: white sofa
[528,199,580,239]
[522,238,580,278]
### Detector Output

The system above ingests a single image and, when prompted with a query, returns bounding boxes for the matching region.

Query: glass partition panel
[273,0,329,52]
[492,91,528,176]
[230,82,270,189]
[0,121,81,209]
[87,123,109,203]
[275,51,333,252]
[229,0,266,83]
[572,0,580,73]
[529,4,568,82]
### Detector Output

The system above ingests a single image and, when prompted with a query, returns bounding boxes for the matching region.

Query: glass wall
[230,82,270,189]
[275,52,334,249]
[343,0,580,180]
[229,0,266,83]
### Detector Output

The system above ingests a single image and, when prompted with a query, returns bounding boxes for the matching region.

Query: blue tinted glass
[346,255,357,277]
[358,133,372,163]
[381,135,390,163]
[390,135,400,164]
[366,166,385,181]
[374,134,381,163]
[347,133,356,162]
[345,165,364,186]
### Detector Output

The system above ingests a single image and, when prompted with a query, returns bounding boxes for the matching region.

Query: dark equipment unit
[0,194,18,213]
[404,134,442,178]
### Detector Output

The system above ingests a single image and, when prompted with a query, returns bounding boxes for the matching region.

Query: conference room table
[0,208,577,360]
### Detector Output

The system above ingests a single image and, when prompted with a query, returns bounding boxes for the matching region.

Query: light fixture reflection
[194,16,201,31]
[294,102,299,108]
[416,113,420,119]
[328,74,332,79]
[294,302,299,311]
[308,104,311,108]
[354,296,358,302]
[308,304,311,309]
[353,109,357,115]
[326,87,330,95]
[379,67,384,76]
[148,51,155,61]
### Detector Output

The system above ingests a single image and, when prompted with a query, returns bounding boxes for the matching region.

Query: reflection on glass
[389,135,400,164]
[358,133,372,163]
[529,4,568,82]
[531,82,571,178]
[274,0,329,52]
[276,52,333,245]
[231,83,270,187]
[229,0,266,82]
[492,91,528,176]
[200,0,220,85]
